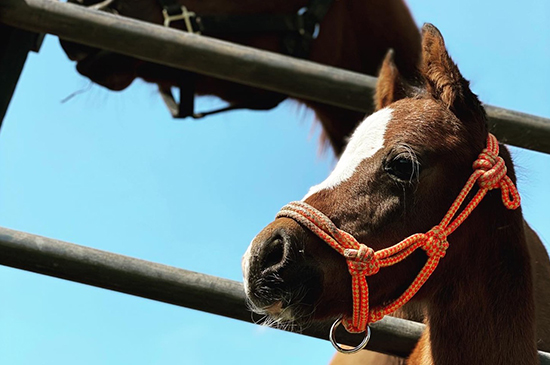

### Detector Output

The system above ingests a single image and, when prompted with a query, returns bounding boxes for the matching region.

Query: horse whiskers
[259,303,311,333]
[251,312,300,333]
[60,82,93,104]
[251,285,315,333]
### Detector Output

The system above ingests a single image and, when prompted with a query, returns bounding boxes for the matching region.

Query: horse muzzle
[242,218,325,321]
[243,216,352,325]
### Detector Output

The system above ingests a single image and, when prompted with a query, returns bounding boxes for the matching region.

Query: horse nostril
[261,236,286,272]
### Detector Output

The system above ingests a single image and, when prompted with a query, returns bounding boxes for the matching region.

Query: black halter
[155,0,334,119]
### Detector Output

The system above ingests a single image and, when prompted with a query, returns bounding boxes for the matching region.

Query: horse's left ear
[421,23,486,125]
[374,49,414,110]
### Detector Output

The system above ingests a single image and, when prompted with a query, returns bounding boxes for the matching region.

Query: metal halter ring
[329,317,371,354]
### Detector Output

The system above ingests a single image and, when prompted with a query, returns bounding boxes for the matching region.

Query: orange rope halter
[276,133,520,337]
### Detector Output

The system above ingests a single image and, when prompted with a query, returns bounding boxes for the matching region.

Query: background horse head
[243,23,549,364]
[59,0,421,154]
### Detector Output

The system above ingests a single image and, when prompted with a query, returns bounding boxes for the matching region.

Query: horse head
[243,23,502,334]
[59,0,421,153]
[60,0,309,105]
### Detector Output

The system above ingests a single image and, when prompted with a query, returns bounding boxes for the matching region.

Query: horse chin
[75,50,138,91]
[244,268,323,329]
[259,301,297,322]
[248,297,316,331]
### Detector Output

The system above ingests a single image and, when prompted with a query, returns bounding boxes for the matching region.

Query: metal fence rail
[0,0,549,154]
[1,226,549,362]
[0,226,419,358]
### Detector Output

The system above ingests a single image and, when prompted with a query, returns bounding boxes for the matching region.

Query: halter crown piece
[275,133,520,354]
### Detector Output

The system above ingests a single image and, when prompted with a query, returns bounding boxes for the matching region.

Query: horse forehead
[303,108,394,199]
[387,97,445,124]
[385,98,464,148]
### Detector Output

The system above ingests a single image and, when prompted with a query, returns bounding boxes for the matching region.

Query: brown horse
[59,0,421,155]
[242,24,550,364]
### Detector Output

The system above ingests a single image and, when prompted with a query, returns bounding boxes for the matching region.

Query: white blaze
[303,108,393,199]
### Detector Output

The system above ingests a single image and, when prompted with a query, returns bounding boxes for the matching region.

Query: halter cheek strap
[276,133,520,353]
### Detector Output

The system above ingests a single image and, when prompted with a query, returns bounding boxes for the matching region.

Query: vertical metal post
[0,25,44,129]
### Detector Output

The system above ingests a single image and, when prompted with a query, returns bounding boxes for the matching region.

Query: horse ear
[420,23,486,124]
[374,49,413,110]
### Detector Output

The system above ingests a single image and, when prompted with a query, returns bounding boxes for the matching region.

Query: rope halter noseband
[275,133,520,354]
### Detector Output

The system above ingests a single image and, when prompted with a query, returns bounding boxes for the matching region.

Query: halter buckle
[297,7,320,39]
[329,317,371,354]
[162,6,200,33]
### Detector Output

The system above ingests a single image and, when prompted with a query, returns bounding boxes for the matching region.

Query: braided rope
[275,133,520,334]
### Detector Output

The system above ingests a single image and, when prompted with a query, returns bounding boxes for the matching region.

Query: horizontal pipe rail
[0,0,549,153]
[0,226,418,357]
[1,226,550,362]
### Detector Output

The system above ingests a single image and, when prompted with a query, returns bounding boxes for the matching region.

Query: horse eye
[384,156,420,181]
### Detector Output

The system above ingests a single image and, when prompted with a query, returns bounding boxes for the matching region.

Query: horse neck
[419,183,538,364]
[305,0,422,154]
[311,0,420,75]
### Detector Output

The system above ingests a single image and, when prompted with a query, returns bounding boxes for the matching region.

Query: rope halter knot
[423,227,449,258]
[473,134,520,209]
[274,133,520,354]
[474,148,506,190]
[344,245,380,276]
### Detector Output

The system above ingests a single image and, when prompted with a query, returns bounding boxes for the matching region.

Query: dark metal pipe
[0,0,549,153]
[0,25,43,128]
[0,226,549,362]
[0,225,418,357]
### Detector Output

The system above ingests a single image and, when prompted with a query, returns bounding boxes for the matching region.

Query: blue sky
[1,1,549,364]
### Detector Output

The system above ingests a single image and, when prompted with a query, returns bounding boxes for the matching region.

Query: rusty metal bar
[0,0,549,153]
[0,226,549,362]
